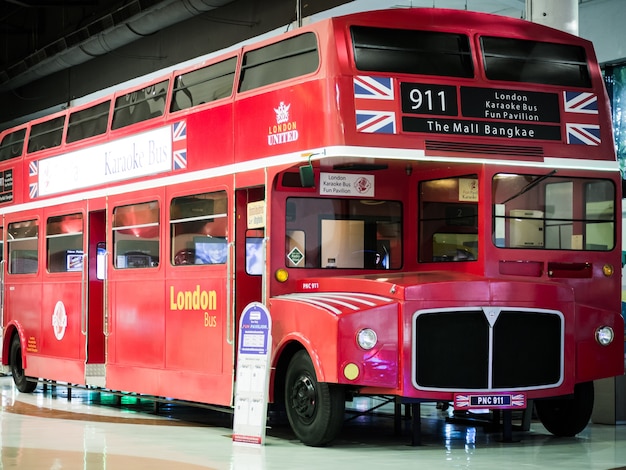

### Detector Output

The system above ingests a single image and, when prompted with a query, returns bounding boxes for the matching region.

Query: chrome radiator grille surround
[412,307,564,391]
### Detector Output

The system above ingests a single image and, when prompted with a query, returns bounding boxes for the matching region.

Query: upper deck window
[27,116,65,153]
[0,128,26,161]
[238,33,319,92]
[171,57,237,112]
[481,37,591,87]
[67,101,110,143]
[111,80,169,130]
[351,26,473,78]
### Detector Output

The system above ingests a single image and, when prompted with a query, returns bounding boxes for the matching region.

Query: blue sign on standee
[238,302,271,356]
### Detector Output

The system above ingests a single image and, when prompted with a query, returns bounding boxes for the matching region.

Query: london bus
[0,7,622,447]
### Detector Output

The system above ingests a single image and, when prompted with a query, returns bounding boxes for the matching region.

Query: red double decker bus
[0,7,622,446]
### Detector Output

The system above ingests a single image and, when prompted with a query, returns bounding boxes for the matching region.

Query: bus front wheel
[535,381,594,437]
[10,335,37,393]
[284,350,344,446]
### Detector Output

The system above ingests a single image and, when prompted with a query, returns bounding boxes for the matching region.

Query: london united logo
[268,101,299,145]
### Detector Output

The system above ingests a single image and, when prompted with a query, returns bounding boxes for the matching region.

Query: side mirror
[299,163,315,187]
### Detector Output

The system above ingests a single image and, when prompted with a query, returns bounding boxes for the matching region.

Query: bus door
[235,187,265,316]
[85,209,106,386]
[105,196,163,395]
[29,203,105,386]
[168,189,235,405]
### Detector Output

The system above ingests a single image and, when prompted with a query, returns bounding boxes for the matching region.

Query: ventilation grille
[426,140,544,157]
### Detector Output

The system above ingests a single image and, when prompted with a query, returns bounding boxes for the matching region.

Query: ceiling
[0,0,237,90]
[0,0,527,92]
[0,0,125,76]
[0,0,529,128]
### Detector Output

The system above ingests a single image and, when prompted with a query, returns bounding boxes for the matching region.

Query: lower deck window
[113,201,160,269]
[285,197,402,269]
[492,173,615,251]
[170,191,228,266]
[8,220,38,274]
[46,213,84,273]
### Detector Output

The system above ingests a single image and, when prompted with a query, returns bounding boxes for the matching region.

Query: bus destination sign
[401,83,561,141]
[460,87,560,122]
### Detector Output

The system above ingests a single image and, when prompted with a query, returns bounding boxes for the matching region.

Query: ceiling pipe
[0,0,236,92]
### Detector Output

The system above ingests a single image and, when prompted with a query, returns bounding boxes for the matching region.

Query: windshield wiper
[499,169,557,205]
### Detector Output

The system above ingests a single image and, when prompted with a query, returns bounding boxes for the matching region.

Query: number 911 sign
[401,83,458,116]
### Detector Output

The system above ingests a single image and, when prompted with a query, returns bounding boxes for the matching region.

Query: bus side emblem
[52,301,68,340]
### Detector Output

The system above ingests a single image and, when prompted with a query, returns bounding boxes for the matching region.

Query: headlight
[595,326,614,346]
[357,328,378,350]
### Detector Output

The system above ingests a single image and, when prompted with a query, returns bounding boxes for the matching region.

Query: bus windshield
[419,175,479,263]
[492,173,615,251]
[285,197,402,269]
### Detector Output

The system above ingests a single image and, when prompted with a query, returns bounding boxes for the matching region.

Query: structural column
[526,0,578,35]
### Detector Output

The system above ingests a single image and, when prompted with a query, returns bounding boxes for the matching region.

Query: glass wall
[603,64,626,320]
[604,64,626,176]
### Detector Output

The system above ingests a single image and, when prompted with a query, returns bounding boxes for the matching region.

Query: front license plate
[454,393,526,410]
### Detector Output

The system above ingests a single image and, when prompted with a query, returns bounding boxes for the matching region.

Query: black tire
[284,350,345,446]
[535,381,594,437]
[10,335,37,393]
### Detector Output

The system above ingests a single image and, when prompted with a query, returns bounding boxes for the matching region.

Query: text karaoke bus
[0,7,622,446]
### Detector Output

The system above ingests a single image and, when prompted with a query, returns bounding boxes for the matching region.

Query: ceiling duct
[0,0,236,92]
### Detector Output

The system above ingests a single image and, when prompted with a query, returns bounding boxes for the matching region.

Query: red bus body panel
[0,7,620,431]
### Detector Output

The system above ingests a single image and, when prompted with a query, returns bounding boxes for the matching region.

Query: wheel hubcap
[291,373,316,423]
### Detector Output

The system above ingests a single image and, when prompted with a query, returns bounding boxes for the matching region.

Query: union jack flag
[563,91,600,145]
[28,161,38,199]
[510,394,526,408]
[354,76,397,134]
[566,123,601,146]
[455,395,471,408]
[563,91,598,114]
[172,121,187,170]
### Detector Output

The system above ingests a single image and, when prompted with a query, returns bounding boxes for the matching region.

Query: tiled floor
[1,375,626,469]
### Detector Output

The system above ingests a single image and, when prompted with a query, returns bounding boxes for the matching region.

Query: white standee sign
[233,302,272,445]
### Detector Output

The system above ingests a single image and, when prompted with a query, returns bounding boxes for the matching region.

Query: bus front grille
[412,308,563,391]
